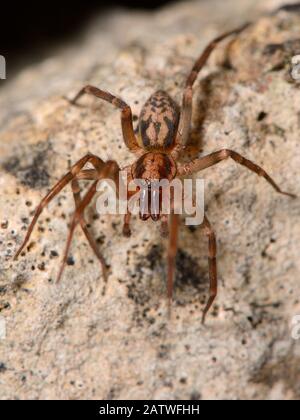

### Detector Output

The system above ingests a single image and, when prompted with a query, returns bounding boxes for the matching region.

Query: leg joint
[220,149,232,159]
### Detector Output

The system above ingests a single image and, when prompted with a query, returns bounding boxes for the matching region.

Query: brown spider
[14,23,296,324]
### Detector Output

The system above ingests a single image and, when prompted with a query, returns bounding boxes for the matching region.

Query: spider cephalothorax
[14,22,296,323]
[132,152,177,182]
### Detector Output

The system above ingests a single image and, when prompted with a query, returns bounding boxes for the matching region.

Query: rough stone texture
[0,0,300,400]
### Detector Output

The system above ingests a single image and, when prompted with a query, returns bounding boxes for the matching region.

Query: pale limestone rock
[0,0,300,400]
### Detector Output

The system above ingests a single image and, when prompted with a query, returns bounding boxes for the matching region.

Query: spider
[14,23,296,324]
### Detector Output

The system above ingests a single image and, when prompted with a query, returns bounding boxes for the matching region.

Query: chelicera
[14,23,296,323]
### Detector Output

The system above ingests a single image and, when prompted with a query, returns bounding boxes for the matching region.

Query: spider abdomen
[138,90,180,151]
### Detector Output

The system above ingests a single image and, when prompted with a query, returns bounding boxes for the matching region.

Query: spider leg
[57,180,98,283]
[122,185,138,237]
[14,154,106,260]
[201,215,217,324]
[160,215,169,238]
[57,160,120,283]
[76,169,98,180]
[167,212,180,314]
[68,85,140,153]
[185,23,250,90]
[71,177,108,282]
[123,212,132,237]
[173,22,250,157]
[178,149,297,198]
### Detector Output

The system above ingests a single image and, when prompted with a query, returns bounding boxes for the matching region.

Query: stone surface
[0,0,300,400]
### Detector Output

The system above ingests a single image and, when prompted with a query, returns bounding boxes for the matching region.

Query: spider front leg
[201,215,217,325]
[68,85,140,153]
[123,212,132,238]
[14,154,106,260]
[56,160,120,283]
[167,212,180,313]
[173,22,250,158]
[178,149,297,198]
[71,176,108,282]
[160,215,169,238]
[122,180,138,237]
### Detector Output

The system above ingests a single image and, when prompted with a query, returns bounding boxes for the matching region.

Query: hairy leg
[173,23,250,157]
[178,149,296,198]
[167,213,180,313]
[160,215,169,238]
[72,178,108,282]
[123,212,132,237]
[57,160,120,282]
[14,154,106,260]
[201,215,217,324]
[69,85,139,153]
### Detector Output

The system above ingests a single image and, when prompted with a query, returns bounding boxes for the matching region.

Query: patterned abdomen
[138,90,180,151]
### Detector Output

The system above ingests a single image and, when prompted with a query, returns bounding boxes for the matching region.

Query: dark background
[0,0,176,73]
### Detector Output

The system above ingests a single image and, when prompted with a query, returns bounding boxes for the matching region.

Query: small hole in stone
[67,256,75,266]
[50,250,59,259]
[38,262,46,271]
[257,111,268,121]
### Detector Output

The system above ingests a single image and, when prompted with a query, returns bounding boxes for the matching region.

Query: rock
[0,0,300,400]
